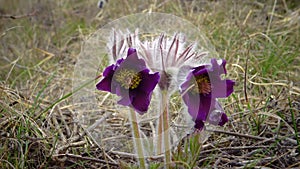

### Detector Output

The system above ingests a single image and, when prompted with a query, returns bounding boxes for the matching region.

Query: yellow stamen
[115,69,142,89]
[192,75,211,94]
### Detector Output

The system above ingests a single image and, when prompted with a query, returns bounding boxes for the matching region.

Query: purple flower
[180,58,235,130]
[96,48,160,114]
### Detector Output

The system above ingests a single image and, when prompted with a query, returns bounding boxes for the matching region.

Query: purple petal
[207,101,224,125]
[210,78,235,98]
[192,65,209,77]
[207,101,229,126]
[225,79,235,97]
[130,90,150,115]
[196,95,214,121]
[218,112,228,126]
[180,74,193,91]
[180,66,207,91]
[128,70,159,114]
[182,92,213,121]
[207,59,235,98]
[182,93,200,119]
[120,48,147,71]
[210,58,226,75]
[127,48,137,56]
[138,70,160,93]
[102,64,116,78]
[116,58,124,65]
[117,89,132,106]
[96,64,116,92]
[96,76,112,92]
[109,78,121,95]
[180,65,209,93]
[194,120,204,130]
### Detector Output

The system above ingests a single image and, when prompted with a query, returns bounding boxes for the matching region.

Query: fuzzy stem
[129,108,146,169]
[161,90,171,168]
[157,112,163,155]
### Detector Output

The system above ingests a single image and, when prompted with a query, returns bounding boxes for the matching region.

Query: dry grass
[0,0,299,168]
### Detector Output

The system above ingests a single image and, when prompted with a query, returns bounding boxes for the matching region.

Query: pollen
[192,75,211,94]
[115,69,142,89]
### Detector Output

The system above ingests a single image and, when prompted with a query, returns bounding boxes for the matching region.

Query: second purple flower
[180,58,235,130]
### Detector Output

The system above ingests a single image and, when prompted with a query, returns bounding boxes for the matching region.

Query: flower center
[115,69,142,89]
[192,75,211,94]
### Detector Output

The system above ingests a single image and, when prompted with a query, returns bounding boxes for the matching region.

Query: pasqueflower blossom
[180,58,235,130]
[96,48,160,114]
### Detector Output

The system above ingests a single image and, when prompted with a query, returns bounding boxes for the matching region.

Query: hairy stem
[157,112,163,155]
[129,108,146,169]
[162,90,171,168]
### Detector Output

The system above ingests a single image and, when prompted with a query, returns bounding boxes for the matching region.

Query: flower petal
[192,65,209,76]
[210,58,226,75]
[116,58,124,65]
[210,78,235,98]
[194,120,205,130]
[182,92,213,121]
[225,79,235,97]
[207,101,224,125]
[130,90,150,115]
[207,101,229,126]
[180,66,208,92]
[182,92,200,119]
[117,89,132,106]
[218,112,228,126]
[127,70,160,114]
[180,73,193,92]
[196,95,214,121]
[138,70,160,93]
[102,64,116,77]
[119,48,148,71]
[96,64,116,92]
[127,47,137,57]
[96,76,113,92]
